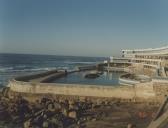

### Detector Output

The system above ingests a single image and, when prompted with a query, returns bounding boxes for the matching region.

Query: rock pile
[0,95,111,128]
[0,90,159,128]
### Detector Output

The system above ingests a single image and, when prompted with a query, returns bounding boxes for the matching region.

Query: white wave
[28,67,58,71]
[0,66,70,73]
[0,67,13,72]
[64,61,96,64]
[13,68,54,72]
[13,67,69,72]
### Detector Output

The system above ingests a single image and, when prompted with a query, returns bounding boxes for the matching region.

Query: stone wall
[8,79,156,101]
[152,78,168,100]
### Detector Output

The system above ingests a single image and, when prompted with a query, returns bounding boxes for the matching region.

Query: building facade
[107,46,168,77]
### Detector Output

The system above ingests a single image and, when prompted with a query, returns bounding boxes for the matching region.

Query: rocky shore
[0,88,160,128]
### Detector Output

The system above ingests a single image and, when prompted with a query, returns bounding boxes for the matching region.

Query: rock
[54,102,61,111]
[62,108,68,116]
[47,103,55,112]
[69,104,79,110]
[127,123,136,128]
[91,118,97,122]
[84,73,100,79]
[33,115,43,127]
[67,124,79,128]
[1,87,10,97]
[68,100,74,105]
[77,120,81,125]
[42,121,49,128]
[0,105,5,111]
[43,114,48,119]
[79,97,86,102]
[69,104,74,109]
[0,109,10,120]
[86,116,92,121]
[23,119,31,128]
[50,118,63,128]
[68,110,77,119]
[50,117,59,124]
[41,97,51,105]
[96,99,102,105]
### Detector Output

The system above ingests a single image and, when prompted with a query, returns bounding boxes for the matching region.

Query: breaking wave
[64,61,97,64]
[0,66,70,73]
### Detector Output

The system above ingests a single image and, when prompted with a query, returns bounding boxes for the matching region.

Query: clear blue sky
[0,0,168,57]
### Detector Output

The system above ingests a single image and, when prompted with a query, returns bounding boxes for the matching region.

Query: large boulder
[68,110,77,119]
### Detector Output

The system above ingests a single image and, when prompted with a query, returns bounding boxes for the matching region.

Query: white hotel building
[107,46,168,77]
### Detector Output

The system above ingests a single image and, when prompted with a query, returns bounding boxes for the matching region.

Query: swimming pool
[53,71,124,86]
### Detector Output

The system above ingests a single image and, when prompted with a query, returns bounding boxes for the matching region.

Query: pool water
[53,71,124,86]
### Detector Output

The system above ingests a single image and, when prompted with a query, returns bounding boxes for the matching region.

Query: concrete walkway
[29,71,66,83]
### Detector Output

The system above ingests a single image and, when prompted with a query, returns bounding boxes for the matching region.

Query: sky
[0,0,168,57]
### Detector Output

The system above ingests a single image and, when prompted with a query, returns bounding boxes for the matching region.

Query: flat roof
[122,45,168,52]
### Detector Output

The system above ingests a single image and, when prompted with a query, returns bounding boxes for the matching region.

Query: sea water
[0,53,106,87]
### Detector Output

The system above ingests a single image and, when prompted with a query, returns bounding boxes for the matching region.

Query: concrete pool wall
[6,66,168,102]
[119,73,151,85]
[8,79,155,100]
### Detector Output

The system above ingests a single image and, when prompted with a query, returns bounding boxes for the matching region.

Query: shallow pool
[53,71,124,86]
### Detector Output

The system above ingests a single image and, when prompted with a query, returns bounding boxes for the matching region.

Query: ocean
[0,53,106,87]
